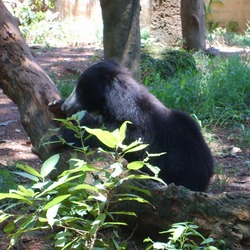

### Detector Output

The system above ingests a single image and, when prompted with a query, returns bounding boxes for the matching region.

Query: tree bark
[100,0,141,80]
[181,0,206,51]
[0,0,61,161]
[0,2,250,249]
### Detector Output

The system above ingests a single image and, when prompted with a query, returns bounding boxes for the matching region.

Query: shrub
[141,52,250,126]
[0,117,163,249]
[0,169,17,193]
[141,50,196,83]
[144,222,222,250]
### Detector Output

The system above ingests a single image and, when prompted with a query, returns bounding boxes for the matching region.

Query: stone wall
[150,0,182,45]
[204,0,250,31]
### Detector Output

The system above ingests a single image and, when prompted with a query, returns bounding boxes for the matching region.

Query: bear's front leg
[48,99,67,118]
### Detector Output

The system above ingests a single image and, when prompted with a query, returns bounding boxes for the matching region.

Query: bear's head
[61,61,124,116]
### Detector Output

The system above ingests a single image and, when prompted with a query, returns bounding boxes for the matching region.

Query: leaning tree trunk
[0,2,250,249]
[100,0,141,80]
[0,1,61,161]
[181,0,206,51]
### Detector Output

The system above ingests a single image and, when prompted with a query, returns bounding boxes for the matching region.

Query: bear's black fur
[51,60,214,192]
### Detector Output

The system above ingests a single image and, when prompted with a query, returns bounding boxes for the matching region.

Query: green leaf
[144,162,161,176]
[127,161,144,170]
[19,215,36,230]
[110,162,123,178]
[32,181,50,190]
[0,213,13,223]
[171,226,185,241]
[110,211,136,217]
[43,194,71,211]
[71,110,86,121]
[55,231,74,248]
[36,174,69,197]
[201,237,215,245]
[55,231,72,239]
[116,121,131,144]
[122,141,149,154]
[118,174,166,186]
[0,193,32,205]
[153,242,169,249]
[17,185,35,197]
[90,213,106,237]
[70,184,99,192]
[84,127,117,148]
[16,163,41,178]
[38,217,47,223]
[46,203,60,227]
[41,154,60,178]
[13,171,39,182]
[3,221,15,234]
[115,195,150,204]
[125,184,152,197]
[143,237,153,243]
[126,143,149,153]
[206,247,219,250]
[103,221,127,226]
[88,193,107,202]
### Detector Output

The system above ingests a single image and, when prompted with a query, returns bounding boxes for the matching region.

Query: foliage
[141,50,196,83]
[13,2,102,47]
[207,23,250,47]
[227,21,239,33]
[204,0,224,31]
[0,169,17,193]
[49,73,78,99]
[141,28,157,47]
[0,117,164,249]
[144,222,222,250]
[141,51,250,127]
[21,18,102,47]
[13,0,51,36]
[12,0,101,46]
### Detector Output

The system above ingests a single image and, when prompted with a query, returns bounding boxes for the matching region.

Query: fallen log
[114,180,250,249]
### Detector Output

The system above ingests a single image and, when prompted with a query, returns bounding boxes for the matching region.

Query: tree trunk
[100,0,141,80]
[181,0,206,51]
[0,1,61,161]
[0,2,250,249]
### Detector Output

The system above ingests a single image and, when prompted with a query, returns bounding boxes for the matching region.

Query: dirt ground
[0,46,249,249]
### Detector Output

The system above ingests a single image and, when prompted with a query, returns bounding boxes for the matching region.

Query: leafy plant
[0,169,17,193]
[13,0,47,36]
[141,51,250,127]
[49,72,78,99]
[207,22,250,47]
[227,21,239,33]
[141,50,196,83]
[0,117,164,249]
[144,222,222,250]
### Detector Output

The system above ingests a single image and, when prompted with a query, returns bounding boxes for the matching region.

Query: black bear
[49,60,214,192]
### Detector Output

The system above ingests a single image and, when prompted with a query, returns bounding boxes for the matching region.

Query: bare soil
[0,46,249,249]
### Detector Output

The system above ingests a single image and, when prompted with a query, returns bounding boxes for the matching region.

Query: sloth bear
[49,60,214,192]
